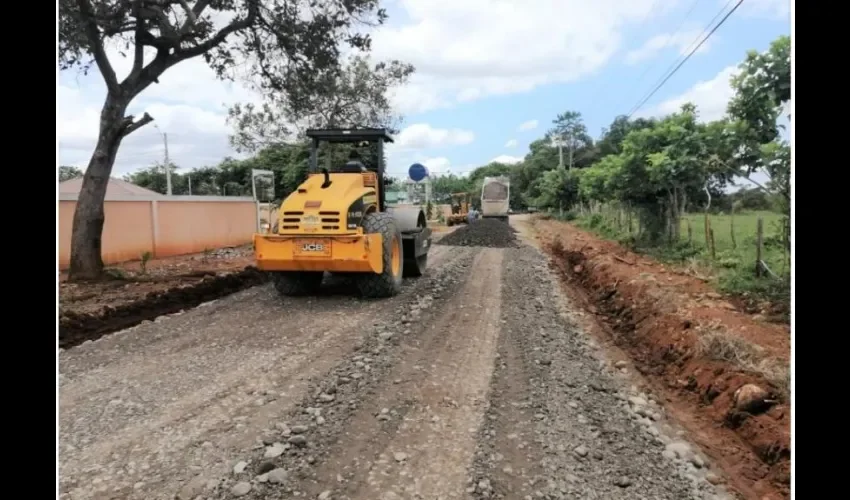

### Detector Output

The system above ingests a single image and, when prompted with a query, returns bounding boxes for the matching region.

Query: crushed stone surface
[59,222,734,500]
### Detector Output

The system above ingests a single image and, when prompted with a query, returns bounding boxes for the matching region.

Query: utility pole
[187,175,192,195]
[154,124,172,195]
[552,135,564,169]
[558,139,564,168]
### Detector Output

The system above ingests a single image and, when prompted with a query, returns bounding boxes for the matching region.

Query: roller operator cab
[253,128,432,298]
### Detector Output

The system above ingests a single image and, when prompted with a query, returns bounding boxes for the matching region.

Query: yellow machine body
[446,192,471,226]
[254,171,384,274]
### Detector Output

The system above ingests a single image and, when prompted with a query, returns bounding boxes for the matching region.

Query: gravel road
[59,218,736,500]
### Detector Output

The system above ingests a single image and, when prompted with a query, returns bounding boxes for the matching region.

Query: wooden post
[730,213,737,249]
[704,212,711,249]
[687,219,693,245]
[755,217,764,277]
[667,205,674,245]
[709,228,716,260]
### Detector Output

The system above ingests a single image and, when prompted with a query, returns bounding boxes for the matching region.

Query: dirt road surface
[59,217,736,500]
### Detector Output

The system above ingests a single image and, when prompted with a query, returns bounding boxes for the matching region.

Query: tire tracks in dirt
[308,248,504,500]
[59,247,460,500]
[207,247,496,500]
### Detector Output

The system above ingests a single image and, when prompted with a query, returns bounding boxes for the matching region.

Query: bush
[587,214,605,228]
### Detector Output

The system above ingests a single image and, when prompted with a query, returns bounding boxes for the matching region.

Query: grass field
[681,210,789,277]
[570,209,790,315]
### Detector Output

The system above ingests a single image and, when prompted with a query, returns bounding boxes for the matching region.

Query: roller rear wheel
[356,212,404,298]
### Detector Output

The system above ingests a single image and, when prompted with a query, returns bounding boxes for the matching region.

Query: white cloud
[388,82,453,115]
[625,28,712,65]
[490,155,524,165]
[637,65,739,122]
[730,0,790,19]
[372,0,676,113]
[518,120,539,132]
[57,0,677,173]
[57,46,260,174]
[504,139,518,148]
[422,157,452,176]
[392,123,475,150]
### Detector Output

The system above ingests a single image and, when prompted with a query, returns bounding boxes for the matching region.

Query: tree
[59,166,84,182]
[596,116,656,157]
[725,35,791,216]
[576,104,715,242]
[59,0,396,280]
[725,37,790,178]
[431,174,473,202]
[229,55,414,152]
[534,166,580,210]
[551,111,592,169]
[728,35,791,146]
[124,162,190,194]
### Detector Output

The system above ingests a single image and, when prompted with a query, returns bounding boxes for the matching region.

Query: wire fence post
[709,228,716,260]
[730,213,737,249]
[755,217,764,277]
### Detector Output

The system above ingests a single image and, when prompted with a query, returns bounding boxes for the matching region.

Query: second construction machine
[446,192,472,226]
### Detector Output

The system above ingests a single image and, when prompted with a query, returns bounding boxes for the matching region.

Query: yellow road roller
[253,128,432,298]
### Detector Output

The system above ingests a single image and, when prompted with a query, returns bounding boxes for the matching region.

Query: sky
[57,0,791,183]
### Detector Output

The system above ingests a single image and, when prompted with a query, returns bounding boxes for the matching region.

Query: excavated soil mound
[59,267,268,349]
[436,218,518,248]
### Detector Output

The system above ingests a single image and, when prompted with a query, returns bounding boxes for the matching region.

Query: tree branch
[737,174,772,193]
[120,112,154,137]
[172,0,259,62]
[76,0,119,92]
[130,0,145,80]
[179,0,210,34]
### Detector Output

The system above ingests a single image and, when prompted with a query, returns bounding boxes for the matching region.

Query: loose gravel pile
[436,218,518,248]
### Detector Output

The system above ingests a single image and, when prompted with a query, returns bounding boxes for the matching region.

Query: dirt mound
[436,218,518,248]
[534,219,790,499]
[59,267,268,349]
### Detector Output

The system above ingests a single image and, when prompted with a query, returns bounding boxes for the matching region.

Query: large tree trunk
[67,94,129,281]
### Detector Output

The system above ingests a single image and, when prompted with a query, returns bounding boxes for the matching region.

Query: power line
[626,0,736,119]
[581,0,680,117]
[619,0,704,110]
[626,0,744,118]
[628,0,735,117]
[633,0,735,111]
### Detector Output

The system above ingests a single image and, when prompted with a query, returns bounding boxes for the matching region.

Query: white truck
[480,176,510,222]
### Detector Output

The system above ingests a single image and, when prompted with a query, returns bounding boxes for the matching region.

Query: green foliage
[431,174,474,202]
[59,0,416,280]
[59,166,84,182]
[531,35,790,310]
[228,56,414,153]
[561,210,578,221]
